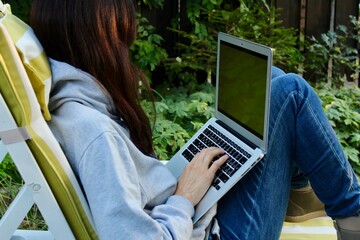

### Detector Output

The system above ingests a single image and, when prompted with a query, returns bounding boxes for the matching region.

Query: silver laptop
[166,32,273,223]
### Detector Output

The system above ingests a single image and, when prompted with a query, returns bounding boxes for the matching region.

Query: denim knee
[271,73,314,102]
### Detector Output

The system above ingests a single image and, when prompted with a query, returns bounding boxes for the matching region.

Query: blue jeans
[214,67,360,239]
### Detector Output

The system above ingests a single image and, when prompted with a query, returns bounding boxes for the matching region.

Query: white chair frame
[0,94,75,240]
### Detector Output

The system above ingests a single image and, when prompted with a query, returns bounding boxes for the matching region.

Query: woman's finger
[209,154,228,174]
[195,147,224,161]
[201,147,226,166]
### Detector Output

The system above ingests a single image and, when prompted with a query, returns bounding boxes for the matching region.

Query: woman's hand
[174,147,228,206]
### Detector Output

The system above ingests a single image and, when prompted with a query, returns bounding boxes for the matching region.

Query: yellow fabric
[0,8,51,120]
[0,9,98,240]
[0,1,11,14]
[280,217,336,240]
[0,25,30,127]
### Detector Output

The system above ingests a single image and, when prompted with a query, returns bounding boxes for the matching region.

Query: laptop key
[218,173,229,183]
[188,144,199,155]
[239,156,248,164]
[212,179,221,190]
[182,149,193,161]
[194,139,206,150]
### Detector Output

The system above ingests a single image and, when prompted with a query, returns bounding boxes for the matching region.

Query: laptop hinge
[215,120,257,150]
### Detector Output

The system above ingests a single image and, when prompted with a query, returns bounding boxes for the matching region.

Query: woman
[29,0,360,239]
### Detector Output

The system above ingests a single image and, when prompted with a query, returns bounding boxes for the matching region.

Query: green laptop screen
[218,40,268,139]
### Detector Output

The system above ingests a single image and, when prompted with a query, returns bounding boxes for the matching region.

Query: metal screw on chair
[32,183,41,192]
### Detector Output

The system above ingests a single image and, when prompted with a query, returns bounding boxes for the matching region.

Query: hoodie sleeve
[78,131,194,240]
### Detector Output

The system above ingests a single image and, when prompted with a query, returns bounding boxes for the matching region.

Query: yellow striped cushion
[0,14,98,240]
[0,3,51,120]
[280,217,336,240]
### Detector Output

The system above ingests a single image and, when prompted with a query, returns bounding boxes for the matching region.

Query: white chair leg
[0,185,34,239]
[12,229,54,240]
[0,140,7,161]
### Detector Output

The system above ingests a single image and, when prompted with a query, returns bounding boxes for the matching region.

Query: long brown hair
[30,0,154,155]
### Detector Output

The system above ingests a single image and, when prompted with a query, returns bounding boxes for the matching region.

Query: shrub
[316,85,360,175]
[130,14,168,80]
[164,0,302,87]
[304,15,360,85]
[142,84,215,159]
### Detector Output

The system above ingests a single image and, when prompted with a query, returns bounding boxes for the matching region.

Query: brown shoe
[285,185,327,222]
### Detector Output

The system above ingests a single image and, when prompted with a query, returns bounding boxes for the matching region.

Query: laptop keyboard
[182,125,252,190]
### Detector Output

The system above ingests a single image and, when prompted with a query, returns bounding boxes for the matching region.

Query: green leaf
[191,121,205,131]
[345,147,360,164]
[190,91,215,103]
[350,134,360,146]
[169,101,189,118]
[155,102,169,113]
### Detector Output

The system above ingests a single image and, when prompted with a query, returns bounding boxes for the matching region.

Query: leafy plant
[165,0,302,86]
[0,154,47,229]
[0,155,21,213]
[137,0,164,9]
[142,83,215,159]
[207,0,302,72]
[130,14,168,80]
[316,85,360,175]
[304,15,360,85]
[0,154,21,183]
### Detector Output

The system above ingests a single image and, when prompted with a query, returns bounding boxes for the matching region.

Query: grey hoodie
[47,59,215,240]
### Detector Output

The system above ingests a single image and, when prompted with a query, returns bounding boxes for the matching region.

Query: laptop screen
[217,40,268,139]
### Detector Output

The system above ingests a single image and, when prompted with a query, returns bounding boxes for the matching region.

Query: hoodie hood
[48,58,120,123]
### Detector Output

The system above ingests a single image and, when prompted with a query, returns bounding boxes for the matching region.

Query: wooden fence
[275,0,358,40]
[141,0,360,86]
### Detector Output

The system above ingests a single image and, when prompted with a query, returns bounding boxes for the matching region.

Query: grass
[0,154,47,230]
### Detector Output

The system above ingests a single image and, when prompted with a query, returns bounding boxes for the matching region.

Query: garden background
[1,0,360,230]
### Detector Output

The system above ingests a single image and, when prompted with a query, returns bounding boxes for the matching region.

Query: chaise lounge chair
[0,2,335,239]
[0,2,98,239]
